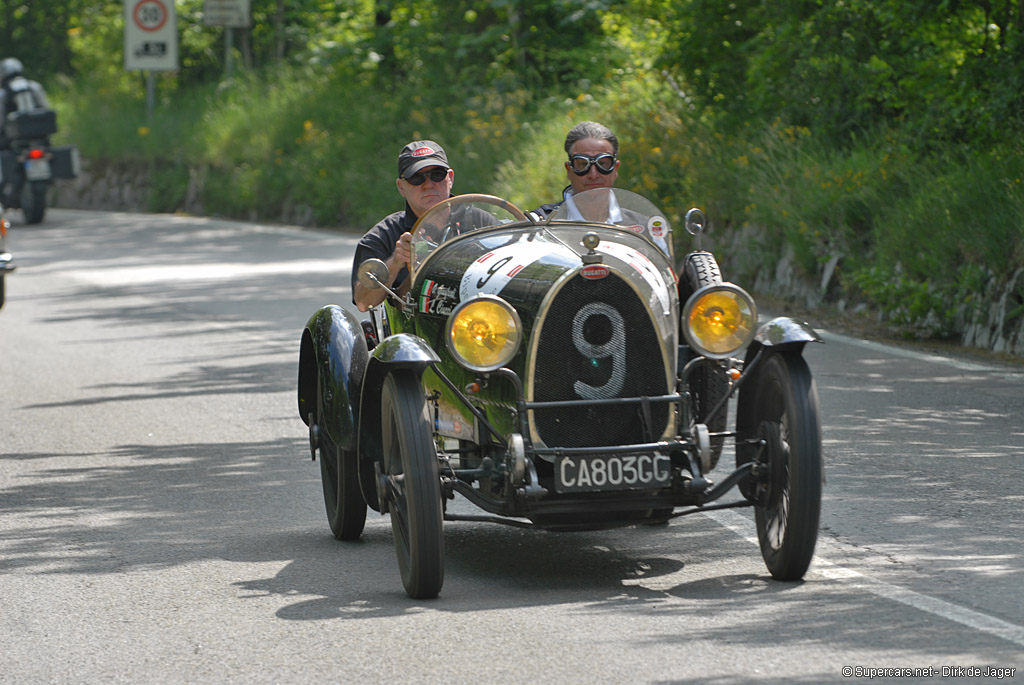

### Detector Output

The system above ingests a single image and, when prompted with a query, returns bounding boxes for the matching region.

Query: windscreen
[411,194,529,271]
[549,188,673,258]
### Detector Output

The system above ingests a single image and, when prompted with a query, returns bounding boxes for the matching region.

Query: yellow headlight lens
[684,284,757,358]
[446,296,522,372]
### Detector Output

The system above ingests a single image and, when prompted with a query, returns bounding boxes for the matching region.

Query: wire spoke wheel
[748,352,823,580]
[317,377,366,541]
[381,370,444,599]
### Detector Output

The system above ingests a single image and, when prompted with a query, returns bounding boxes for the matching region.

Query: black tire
[381,370,444,599]
[317,376,367,541]
[21,182,46,225]
[680,251,728,468]
[745,352,823,580]
[679,251,722,304]
[0,275,5,309]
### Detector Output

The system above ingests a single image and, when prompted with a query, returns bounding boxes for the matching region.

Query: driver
[529,121,620,220]
[351,139,454,312]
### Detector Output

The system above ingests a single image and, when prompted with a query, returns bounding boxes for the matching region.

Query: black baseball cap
[398,140,449,179]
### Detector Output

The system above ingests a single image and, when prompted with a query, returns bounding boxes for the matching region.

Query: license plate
[555,454,672,493]
[25,158,51,181]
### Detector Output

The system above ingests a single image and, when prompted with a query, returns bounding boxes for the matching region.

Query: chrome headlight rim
[445,294,523,373]
[682,282,758,359]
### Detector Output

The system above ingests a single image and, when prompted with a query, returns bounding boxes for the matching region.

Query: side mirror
[684,208,706,236]
[357,258,390,290]
[684,208,707,251]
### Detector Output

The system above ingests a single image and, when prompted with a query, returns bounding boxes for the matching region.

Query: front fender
[749,316,822,355]
[297,305,369,451]
[355,333,440,475]
[735,317,822,475]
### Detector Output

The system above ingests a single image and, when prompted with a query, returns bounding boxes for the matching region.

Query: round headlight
[683,283,757,359]
[446,295,522,372]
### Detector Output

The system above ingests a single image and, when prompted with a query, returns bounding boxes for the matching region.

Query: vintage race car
[297,188,823,598]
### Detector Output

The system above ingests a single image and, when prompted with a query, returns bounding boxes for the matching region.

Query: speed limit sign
[124,0,179,71]
[134,0,169,31]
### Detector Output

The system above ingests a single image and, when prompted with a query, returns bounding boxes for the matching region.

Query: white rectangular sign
[124,0,179,71]
[204,0,250,27]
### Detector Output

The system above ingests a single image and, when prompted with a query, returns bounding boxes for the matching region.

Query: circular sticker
[647,215,668,238]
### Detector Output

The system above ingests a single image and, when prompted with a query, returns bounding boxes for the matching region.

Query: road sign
[204,0,250,27]
[124,0,179,71]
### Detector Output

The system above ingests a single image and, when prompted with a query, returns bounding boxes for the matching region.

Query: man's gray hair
[564,121,618,156]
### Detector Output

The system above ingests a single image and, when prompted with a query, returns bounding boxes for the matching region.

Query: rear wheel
[745,352,823,580]
[316,377,366,541]
[21,182,46,225]
[381,370,444,599]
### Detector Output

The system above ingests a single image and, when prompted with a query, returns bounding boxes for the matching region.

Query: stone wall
[50,159,153,212]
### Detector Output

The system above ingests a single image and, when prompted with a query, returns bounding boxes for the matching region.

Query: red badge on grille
[581,265,609,280]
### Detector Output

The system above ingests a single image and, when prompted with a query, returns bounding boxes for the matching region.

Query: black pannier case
[50,145,80,179]
[0,150,15,183]
[4,109,58,140]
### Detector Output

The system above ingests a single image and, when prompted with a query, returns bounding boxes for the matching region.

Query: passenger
[530,121,620,220]
[351,139,454,312]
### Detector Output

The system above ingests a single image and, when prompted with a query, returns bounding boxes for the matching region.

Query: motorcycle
[0,107,79,225]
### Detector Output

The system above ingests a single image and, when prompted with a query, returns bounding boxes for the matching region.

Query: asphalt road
[1,209,1022,683]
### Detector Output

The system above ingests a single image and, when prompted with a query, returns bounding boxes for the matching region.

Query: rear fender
[356,333,440,473]
[297,305,369,451]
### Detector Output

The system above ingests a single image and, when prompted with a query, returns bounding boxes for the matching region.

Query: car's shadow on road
[231,518,796,619]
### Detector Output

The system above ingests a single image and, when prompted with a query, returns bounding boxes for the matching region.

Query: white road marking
[704,509,1024,647]
[816,328,1023,374]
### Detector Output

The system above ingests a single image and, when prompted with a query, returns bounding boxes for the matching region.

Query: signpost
[124,0,179,122]
[204,0,251,78]
[204,0,251,28]
[124,0,179,71]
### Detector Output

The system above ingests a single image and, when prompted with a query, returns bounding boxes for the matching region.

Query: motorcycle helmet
[1,57,24,83]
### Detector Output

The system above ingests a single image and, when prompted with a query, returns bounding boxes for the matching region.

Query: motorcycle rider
[351,139,454,312]
[530,120,620,220]
[0,58,51,150]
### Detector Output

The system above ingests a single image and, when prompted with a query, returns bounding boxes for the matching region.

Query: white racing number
[571,302,626,399]
[558,454,672,491]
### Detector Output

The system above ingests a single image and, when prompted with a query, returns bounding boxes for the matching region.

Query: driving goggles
[568,153,617,176]
[404,167,449,185]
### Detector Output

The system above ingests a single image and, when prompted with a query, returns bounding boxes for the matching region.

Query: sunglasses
[568,153,617,176]
[404,167,449,185]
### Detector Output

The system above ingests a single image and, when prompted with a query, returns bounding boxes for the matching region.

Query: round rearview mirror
[684,208,706,236]
[357,258,389,290]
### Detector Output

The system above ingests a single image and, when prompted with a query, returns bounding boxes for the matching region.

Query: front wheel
[21,181,46,225]
[381,370,444,599]
[742,352,823,580]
